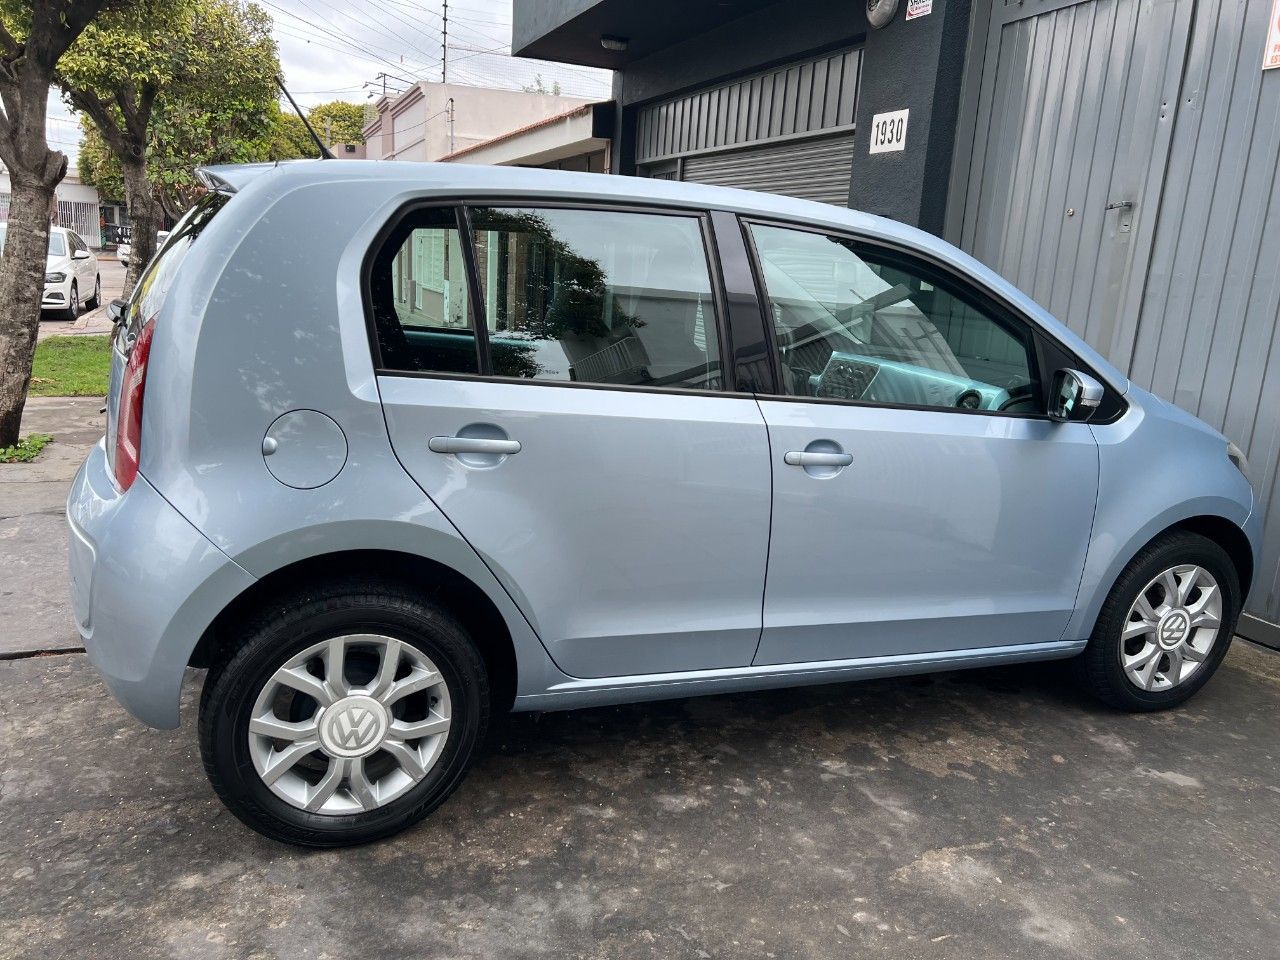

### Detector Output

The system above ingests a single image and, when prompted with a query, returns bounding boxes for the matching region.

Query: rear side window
[369,204,724,391]
[469,207,721,389]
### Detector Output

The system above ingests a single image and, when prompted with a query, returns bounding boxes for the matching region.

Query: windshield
[0,225,67,258]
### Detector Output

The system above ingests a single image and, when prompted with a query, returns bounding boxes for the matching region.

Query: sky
[47,0,613,166]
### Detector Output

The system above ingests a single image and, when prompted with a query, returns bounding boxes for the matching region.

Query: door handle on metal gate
[429,436,522,455]
[784,450,853,467]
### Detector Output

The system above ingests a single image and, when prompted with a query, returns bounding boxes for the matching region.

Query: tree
[523,74,561,97]
[59,0,277,292]
[308,100,365,146]
[78,97,311,221]
[0,0,114,447]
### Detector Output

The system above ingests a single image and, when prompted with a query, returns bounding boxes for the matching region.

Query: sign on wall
[868,109,909,153]
[1265,0,1280,70]
[906,0,933,19]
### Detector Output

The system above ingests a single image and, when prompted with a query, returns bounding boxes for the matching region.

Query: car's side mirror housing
[106,298,128,325]
[1049,368,1104,422]
[73,249,91,260]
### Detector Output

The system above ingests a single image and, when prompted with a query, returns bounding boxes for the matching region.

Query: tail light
[113,318,156,490]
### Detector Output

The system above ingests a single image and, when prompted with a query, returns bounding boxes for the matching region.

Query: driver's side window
[748,223,1041,414]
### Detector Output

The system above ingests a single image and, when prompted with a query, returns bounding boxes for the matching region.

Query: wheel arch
[190,548,521,712]
[1071,508,1256,641]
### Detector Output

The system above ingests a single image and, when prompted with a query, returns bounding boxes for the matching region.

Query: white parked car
[118,231,168,269]
[0,225,102,320]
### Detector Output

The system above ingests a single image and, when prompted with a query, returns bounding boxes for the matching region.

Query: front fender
[1065,395,1254,640]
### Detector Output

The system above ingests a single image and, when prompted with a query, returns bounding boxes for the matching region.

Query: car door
[373,202,772,679]
[743,220,1100,666]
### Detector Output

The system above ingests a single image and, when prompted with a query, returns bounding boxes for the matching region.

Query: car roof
[200,159,893,231]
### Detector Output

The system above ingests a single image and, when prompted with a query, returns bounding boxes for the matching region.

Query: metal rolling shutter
[680,132,856,206]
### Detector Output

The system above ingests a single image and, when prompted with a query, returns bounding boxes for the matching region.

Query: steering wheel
[997,383,1036,412]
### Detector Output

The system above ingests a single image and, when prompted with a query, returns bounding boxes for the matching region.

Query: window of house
[748,223,1041,414]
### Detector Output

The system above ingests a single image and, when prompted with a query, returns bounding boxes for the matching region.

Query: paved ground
[1,397,1278,960]
[1,645,1278,960]
[0,397,104,655]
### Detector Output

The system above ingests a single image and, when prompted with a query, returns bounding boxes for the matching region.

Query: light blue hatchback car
[67,161,1259,845]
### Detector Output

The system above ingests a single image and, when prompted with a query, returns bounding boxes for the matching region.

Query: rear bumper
[66,440,255,728]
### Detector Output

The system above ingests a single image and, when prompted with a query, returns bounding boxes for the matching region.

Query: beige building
[439,101,613,172]
[363,82,594,163]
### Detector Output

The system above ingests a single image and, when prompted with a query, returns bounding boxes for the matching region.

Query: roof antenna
[276,76,335,159]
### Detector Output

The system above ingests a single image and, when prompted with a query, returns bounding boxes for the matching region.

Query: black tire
[86,275,101,309]
[199,579,489,847]
[1078,530,1240,711]
[60,281,79,321]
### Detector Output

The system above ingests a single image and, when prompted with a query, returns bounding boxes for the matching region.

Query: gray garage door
[680,132,856,205]
[636,47,861,206]
[950,0,1280,637]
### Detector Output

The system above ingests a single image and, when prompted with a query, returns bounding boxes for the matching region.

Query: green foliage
[309,100,366,145]
[29,335,112,396]
[0,433,53,463]
[523,74,562,97]
[62,0,283,214]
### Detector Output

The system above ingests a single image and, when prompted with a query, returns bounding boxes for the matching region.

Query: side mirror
[1049,368,1104,422]
[73,249,91,260]
[106,298,128,325]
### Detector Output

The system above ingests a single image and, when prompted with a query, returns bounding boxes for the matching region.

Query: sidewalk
[0,397,103,655]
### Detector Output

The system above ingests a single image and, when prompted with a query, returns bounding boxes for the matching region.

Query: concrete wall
[364,82,595,163]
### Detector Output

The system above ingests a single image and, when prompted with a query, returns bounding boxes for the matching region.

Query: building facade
[0,167,104,247]
[514,0,1280,643]
[363,81,596,162]
[439,101,614,171]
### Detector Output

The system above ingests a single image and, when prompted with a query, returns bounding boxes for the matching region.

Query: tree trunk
[0,182,57,446]
[121,156,159,296]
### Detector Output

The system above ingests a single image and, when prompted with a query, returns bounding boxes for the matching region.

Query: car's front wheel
[199,580,489,846]
[60,281,79,321]
[1079,530,1241,711]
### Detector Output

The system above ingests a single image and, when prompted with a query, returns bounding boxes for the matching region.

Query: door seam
[749,394,774,665]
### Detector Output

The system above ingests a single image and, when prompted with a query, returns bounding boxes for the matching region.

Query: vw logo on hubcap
[1157,609,1191,649]
[318,695,389,758]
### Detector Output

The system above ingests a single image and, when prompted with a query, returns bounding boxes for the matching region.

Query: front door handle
[784,451,853,467]
[429,436,522,456]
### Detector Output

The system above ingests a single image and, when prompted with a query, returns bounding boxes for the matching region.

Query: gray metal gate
[950,0,1280,634]
[681,132,858,205]
[636,47,861,206]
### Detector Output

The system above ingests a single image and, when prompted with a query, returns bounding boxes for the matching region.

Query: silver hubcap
[248,635,451,814]
[1121,565,1222,692]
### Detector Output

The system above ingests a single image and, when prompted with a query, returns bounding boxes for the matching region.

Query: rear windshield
[123,191,229,335]
[0,226,67,257]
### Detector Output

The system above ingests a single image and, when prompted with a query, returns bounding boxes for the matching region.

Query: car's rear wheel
[199,580,489,846]
[86,275,101,309]
[1078,530,1240,711]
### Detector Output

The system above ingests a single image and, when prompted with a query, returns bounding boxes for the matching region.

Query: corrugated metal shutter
[680,132,856,206]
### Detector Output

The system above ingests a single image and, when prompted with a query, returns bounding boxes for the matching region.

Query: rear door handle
[429,436,522,455]
[784,451,853,467]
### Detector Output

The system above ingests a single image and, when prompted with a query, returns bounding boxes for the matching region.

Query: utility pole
[442,0,448,85]
[448,97,455,154]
